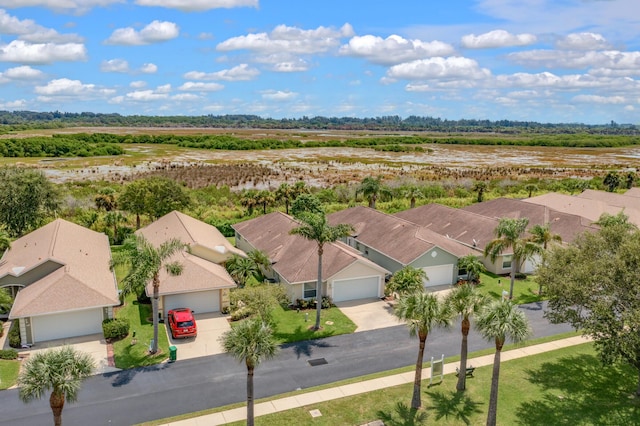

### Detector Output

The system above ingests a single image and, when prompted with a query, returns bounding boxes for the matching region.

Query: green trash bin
[169,345,177,362]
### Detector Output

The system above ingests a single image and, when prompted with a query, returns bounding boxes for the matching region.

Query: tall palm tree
[394,291,451,409]
[275,183,295,215]
[457,254,486,284]
[18,346,94,426]
[256,190,275,215]
[386,265,427,297]
[221,318,279,426]
[110,234,185,354]
[476,299,530,426]
[358,176,389,209]
[444,283,488,391]
[528,223,562,295]
[290,212,354,330]
[402,185,424,209]
[484,218,540,300]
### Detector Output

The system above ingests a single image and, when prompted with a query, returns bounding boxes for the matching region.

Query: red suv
[167,308,197,339]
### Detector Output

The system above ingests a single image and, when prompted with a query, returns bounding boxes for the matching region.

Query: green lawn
[0,359,20,390]
[475,272,544,305]
[220,342,640,425]
[111,294,170,369]
[269,305,357,343]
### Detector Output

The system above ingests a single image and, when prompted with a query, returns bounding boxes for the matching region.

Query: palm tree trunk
[636,369,640,397]
[50,390,65,426]
[509,264,516,300]
[457,317,470,391]
[247,364,255,426]
[411,333,426,410]
[314,249,323,330]
[151,278,160,354]
[135,213,141,230]
[487,340,503,426]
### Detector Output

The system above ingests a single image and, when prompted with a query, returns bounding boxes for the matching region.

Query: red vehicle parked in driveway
[167,308,197,339]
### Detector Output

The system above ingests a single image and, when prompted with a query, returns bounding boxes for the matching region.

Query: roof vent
[214,245,227,254]
[12,266,25,276]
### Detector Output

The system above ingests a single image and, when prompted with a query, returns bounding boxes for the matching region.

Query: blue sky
[0,0,638,124]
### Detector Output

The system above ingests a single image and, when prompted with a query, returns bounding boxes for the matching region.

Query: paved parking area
[335,298,399,332]
[165,312,231,361]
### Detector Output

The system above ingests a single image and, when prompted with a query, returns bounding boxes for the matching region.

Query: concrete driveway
[165,312,230,361]
[335,298,400,332]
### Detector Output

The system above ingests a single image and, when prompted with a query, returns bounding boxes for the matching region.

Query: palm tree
[17,346,94,426]
[247,249,271,280]
[386,265,427,297]
[358,176,389,209]
[528,224,561,295]
[221,318,279,426]
[472,181,488,203]
[484,218,540,300]
[444,283,488,391]
[524,183,538,198]
[256,190,275,214]
[290,212,355,330]
[104,211,127,244]
[110,234,185,354]
[457,254,486,284]
[275,183,296,215]
[476,300,530,426]
[603,171,621,192]
[239,189,260,216]
[402,185,424,209]
[394,291,451,409]
[226,254,260,287]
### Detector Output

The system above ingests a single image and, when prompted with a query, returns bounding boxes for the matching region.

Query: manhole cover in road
[308,358,328,366]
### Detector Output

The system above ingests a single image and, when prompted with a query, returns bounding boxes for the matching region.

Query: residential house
[137,211,242,318]
[328,206,475,287]
[233,212,389,303]
[3,219,120,344]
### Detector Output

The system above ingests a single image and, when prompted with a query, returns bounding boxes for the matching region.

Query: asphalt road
[0,302,574,426]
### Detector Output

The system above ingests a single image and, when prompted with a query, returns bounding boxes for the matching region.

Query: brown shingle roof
[328,206,474,264]
[233,212,388,284]
[395,203,498,250]
[462,197,599,243]
[577,189,640,213]
[6,219,119,318]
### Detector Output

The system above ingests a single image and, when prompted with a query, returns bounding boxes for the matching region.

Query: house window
[502,255,513,269]
[303,282,317,299]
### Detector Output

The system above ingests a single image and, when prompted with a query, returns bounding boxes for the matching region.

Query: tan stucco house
[2,219,120,344]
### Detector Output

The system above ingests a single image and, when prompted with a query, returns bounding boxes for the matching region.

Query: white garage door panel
[164,290,219,316]
[333,277,380,302]
[32,309,103,342]
[422,265,454,287]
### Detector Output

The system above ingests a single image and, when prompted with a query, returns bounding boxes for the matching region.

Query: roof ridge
[174,211,198,244]
[48,219,61,258]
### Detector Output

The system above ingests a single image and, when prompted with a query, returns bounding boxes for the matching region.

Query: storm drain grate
[308,358,328,366]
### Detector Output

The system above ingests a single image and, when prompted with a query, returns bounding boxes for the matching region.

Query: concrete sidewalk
[159,335,591,426]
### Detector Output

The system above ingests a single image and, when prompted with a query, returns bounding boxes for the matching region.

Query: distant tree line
[0,137,124,157]
[0,111,637,135]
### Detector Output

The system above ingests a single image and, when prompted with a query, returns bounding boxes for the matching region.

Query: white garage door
[422,264,454,287]
[32,309,103,343]
[164,290,220,316]
[333,276,380,302]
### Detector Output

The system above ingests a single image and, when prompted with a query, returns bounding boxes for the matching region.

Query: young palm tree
[290,212,354,330]
[444,283,488,391]
[386,265,427,297]
[221,318,279,426]
[18,346,94,426]
[484,218,540,300]
[110,234,185,354]
[457,254,486,284]
[247,249,272,280]
[472,181,488,203]
[226,254,259,287]
[402,185,424,209]
[476,299,530,426]
[394,291,451,409]
[358,176,389,209]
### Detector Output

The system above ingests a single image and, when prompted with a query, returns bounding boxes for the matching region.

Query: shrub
[515,272,528,280]
[137,290,151,305]
[8,320,20,348]
[230,306,252,321]
[0,349,18,360]
[102,318,130,340]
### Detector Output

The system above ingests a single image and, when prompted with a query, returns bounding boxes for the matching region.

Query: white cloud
[261,90,297,101]
[171,93,201,101]
[2,65,44,80]
[0,99,27,109]
[508,50,640,71]
[556,32,612,50]
[105,20,179,45]
[140,63,157,74]
[0,9,82,43]
[178,82,224,91]
[0,0,123,14]
[134,0,258,12]
[130,80,147,88]
[123,90,169,101]
[217,24,354,55]
[183,64,259,81]
[461,29,536,49]
[386,57,491,81]
[0,40,87,64]
[339,35,455,65]
[100,58,129,72]
[494,71,640,92]
[34,78,115,100]
[572,94,626,104]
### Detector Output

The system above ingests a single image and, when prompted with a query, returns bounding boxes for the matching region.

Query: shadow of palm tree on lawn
[515,353,640,425]
[425,390,483,425]
[376,402,428,426]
